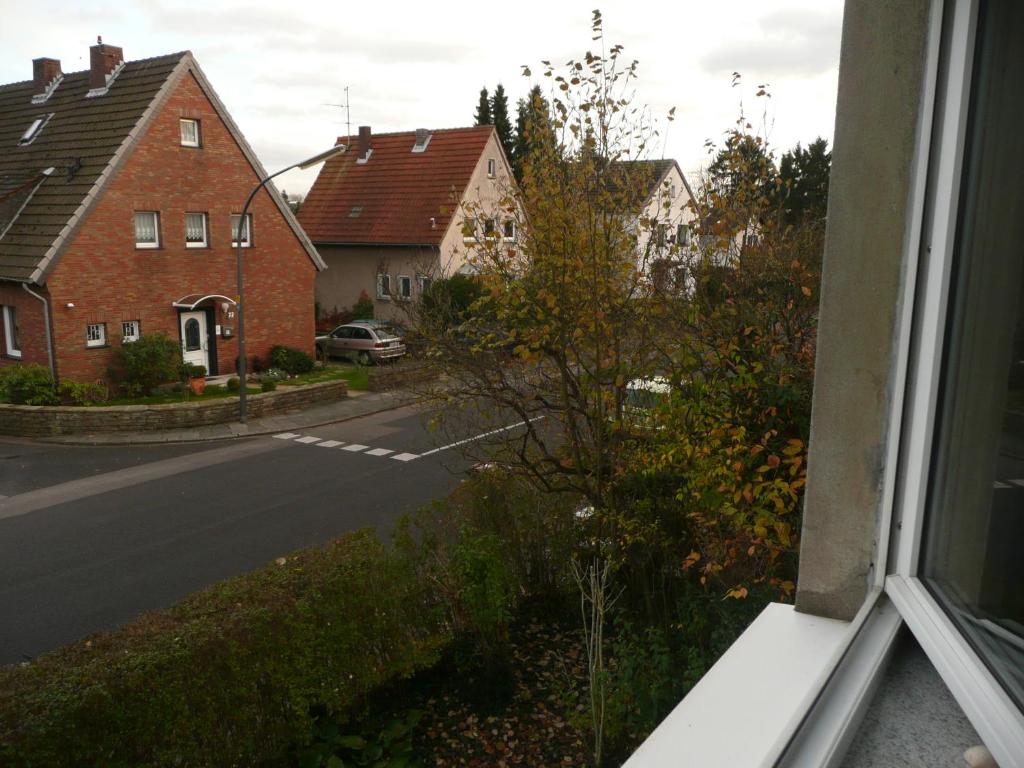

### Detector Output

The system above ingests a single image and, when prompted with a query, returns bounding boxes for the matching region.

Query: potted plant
[185,363,207,395]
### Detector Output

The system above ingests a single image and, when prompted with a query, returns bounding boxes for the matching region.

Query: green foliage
[298,708,422,768]
[778,137,831,226]
[269,345,315,375]
[261,378,278,392]
[183,363,206,379]
[417,274,485,335]
[115,333,181,395]
[352,290,375,321]
[512,85,558,183]
[0,530,450,768]
[58,379,107,406]
[226,376,241,392]
[490,83,515,165]
[0,364,58,405]
[473,86,491,125]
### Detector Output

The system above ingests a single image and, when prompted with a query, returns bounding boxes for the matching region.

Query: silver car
[316,323,406,365]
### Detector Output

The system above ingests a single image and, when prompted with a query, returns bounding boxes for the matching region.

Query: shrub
[352,290,374,321]
[182,363,206,379]
[116,334,181,395]
[58,379,108,406]
[226,376,241,392]
[268,345,314,375]
[261,379,277,393]
[0,530,450,768]
[262,367,286,381]
[0,364,58,405]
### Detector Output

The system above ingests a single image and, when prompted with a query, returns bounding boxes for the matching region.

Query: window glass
[180,119,200,147]
[377,274,391,297]
[231,214,251,247]
[398,276,412,299]
[922,0,1024,711]
[134,212,159,248]
[2,306,20,356]
[86,323,106,348]
[353,327,372,340]
[184,318,201,351]
[503,220,516,240]
[185,213,207,247]
[121,320,140,342]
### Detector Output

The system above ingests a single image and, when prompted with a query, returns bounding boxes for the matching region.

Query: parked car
[316,323,406,365]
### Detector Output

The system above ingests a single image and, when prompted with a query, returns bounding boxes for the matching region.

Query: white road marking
[273,432,302,440]
[295,436,322,444]
[316,440,344,448]
[418,416,545,457]
[366,448,394,456]
[391,453,419,462]
[341,443,369,452]
[994,481,1012,489]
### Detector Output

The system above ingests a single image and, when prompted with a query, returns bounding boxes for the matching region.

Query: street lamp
[236,144,346,423]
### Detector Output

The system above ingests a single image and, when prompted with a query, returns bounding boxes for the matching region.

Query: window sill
[135,244,160,250]
[185,244,209,250]
[3,352,23,360]
[85,344,110,350]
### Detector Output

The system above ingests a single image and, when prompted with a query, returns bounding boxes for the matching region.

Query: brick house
[0,42,324,384]
[298,125,515,324]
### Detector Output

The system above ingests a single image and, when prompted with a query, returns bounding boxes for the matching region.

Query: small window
[185,213,208,248]
[462,217,478,241]
[180,119,200,147]
[121,320,140,343]
[18,113,53,146]
[2,306,21,358]
[418,275,433,295]
[487,158,496,178]
[377,273,391,299]
[86,323,106,348]
[483,218,497,239]
[503,220,517,241]
[134,212,160,249]
[231,214,252,248]
[676,223,690,247]
[398,275,412,300]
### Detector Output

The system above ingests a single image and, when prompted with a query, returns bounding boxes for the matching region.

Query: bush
[352,290,374,321]
[261,379,277,393]
[116,334,181,395]
[0,530,450,768]
[0,364,58,405]
[182,363,206,379]
[268,345,314,375]
[58,379,108,406]
[226,376,240,392]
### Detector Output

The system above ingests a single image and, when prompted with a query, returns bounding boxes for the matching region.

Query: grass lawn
[100,384,260,407]
[280,362,370,391]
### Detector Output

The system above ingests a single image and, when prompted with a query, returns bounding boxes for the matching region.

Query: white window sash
[180,119,199,147]
[3,306,21,357]
[185,213,207,247]
[86,323,106,348]
[134,212,159,248]
[121,320,140,342]
[231,214,251,247]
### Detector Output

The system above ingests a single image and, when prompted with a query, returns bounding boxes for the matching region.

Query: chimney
[357,125,371,160]
[89,38,124,90]
[32,58,62,94]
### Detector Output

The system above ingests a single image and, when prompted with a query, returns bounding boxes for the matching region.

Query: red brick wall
[0,282,50,371]
[44,70,317,383]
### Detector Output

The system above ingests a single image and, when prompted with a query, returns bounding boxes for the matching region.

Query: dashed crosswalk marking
[273,432,302,440]
[391,452,419,462]
[316,440,344,448]
[295,436,322,444]
[366,448,394,456]
[341,443,370,452]
[271,432,421,461]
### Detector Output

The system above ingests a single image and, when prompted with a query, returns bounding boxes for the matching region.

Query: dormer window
[487,158,496,178]
[18,113,53,146]
[179,119,200,147]
[412,129,432,153]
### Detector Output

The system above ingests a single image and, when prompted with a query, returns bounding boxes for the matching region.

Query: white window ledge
[625,603,850,768]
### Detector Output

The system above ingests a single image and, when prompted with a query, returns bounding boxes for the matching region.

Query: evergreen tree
[512,85,557,183]
[778,137,831,226]
[474,87,492,125]
[490,83,515,165]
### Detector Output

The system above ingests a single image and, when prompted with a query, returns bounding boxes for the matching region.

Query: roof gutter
[20,283,54,379]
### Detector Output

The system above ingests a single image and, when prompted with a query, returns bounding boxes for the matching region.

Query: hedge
[0,530,451,767]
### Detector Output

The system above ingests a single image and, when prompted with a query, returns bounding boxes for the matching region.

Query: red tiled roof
[298,125,494,247]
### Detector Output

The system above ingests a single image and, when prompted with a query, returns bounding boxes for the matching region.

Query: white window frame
[417,275,433,295]
[376,273,391,300]
[503,220,517,242]
[231,214,252,248]
[397,274,412,301]
[121,319,140,343]
[462,216,477,242]
[86,323,106,348]
[18,113,53,146]
[179,118,200,147]
[134,211,160,249]
[487,158,496,178]
[185,212,208,248]
[2,305,21,358]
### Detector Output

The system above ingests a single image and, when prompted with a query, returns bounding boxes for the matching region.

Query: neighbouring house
[628,2,1024,767]
[0,41,324,384]
[298,125,516,324]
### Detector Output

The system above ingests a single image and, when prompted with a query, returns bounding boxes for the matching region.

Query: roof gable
[298,125,495,247]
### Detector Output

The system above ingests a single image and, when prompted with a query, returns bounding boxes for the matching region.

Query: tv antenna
[322,86,351,138]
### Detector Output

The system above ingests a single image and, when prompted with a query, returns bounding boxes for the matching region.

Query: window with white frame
[675,223,690,247]
[133,211,159,248]
[2,305,20,358]
[86,323,106,348]
[462,217,477,241]
[121,319,140,343]
[503,220,517,241]
[179,118,200,147]
[487,158,496,177]
[397,275,412,301]
[185,213,208,248]
[483,218,497,240]
[17,113,53,146]
[376,273,391,299]
[418,275,433,295]
[230,214,252,247]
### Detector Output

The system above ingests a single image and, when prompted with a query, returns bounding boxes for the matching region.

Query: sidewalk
[41,389,421,446]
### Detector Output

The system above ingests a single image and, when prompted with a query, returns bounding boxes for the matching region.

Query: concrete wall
[795,0,934,620]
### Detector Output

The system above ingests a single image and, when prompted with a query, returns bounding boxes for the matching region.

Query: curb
[33,391,422,447]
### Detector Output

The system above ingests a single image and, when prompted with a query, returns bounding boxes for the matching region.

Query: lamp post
[236,144,346,423]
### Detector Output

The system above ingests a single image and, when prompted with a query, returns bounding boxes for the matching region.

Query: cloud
[699,8,842,79]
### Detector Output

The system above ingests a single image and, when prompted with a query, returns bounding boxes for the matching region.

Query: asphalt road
[0,401,514,664]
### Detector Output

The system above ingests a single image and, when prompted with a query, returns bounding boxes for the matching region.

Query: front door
[180,310,209,373]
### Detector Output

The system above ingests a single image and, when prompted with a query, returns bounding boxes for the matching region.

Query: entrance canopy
[171,294,237,310]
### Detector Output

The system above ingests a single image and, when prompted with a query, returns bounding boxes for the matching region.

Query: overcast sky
[0,0,844,197]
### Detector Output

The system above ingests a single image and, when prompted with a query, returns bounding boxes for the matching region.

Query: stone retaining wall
[0,380,347,438]
[368,361,437,393]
